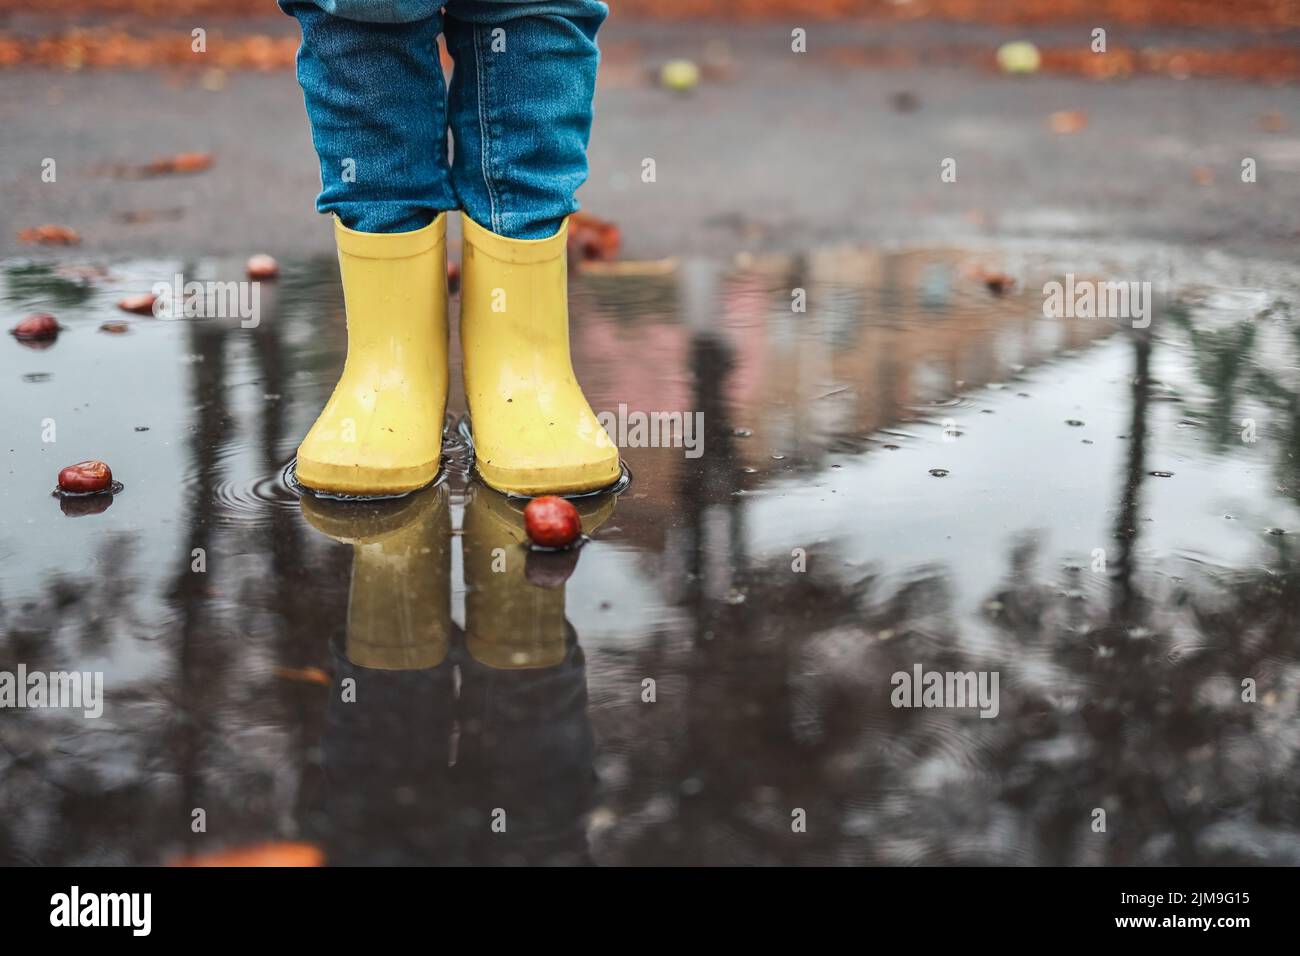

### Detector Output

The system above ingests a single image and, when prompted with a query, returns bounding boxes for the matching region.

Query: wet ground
[3,20,1299,261]
[3,238,1299,866]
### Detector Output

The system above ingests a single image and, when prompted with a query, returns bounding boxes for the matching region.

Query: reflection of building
[565,246,1115,531]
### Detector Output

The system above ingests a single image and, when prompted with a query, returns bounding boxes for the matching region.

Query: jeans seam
[472,25,501,234]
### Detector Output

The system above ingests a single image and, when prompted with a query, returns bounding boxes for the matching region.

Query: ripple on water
[209,462,306,528]
[270,414,465,512]
[910,396,978,411]
[280,459,448,506]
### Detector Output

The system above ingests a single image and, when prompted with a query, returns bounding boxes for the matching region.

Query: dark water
[2,243,1299,866]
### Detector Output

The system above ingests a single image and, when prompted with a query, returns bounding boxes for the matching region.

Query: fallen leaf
[18,224,80,245]
[967,267,1015,295]
[1049,110,1087,134]
[273,665,329,686]
[1165,53,1192,79]
[577,257,677,276]
[113,208,184,224]
[99,321,130,334]
[1192,165,1215,186]
[171,841,325,867]
[1259,111,1288,132]
[568,211,621,262]
[115,152,212,178]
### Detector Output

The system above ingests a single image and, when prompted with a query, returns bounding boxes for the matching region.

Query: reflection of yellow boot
[463,484,615,669]
[296,214,449,495]
[459,215,621,496]
[300,485,451,670]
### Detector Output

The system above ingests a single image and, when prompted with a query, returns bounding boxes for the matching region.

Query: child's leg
[443,1,621,496]
[283,1,454,495]
[282,1,456,233]
[443,0,608,239]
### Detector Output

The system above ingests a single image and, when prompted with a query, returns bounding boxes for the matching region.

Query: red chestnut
[11,313,60,340]
[524,495,582,549]
[58,460,113,494]
[247,254,279,279]
[118,293,158,315]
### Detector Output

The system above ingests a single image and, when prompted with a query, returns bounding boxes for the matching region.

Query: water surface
[2,242,1298,865]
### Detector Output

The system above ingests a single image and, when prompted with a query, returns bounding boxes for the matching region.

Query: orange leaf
[171,842,325,868]
[18,224,80,245]
[133,152,213,177]
[273,665,329,686]
[1048,110,1087,134]
[568,211,622,262]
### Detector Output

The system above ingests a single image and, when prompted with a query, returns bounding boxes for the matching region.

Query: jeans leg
[443,0,608,240]
[282,1,457,234]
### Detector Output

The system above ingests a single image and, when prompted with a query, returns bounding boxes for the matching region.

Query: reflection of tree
[1172,299,1300,503]
[3,263,96,310]
[1245,324,1300,505]
[1110,330,1151,624]
[594,312,1300,866]
[678,332,744,637]
[1170,304,1257,451]
[972,324,1300,864]
[0,533,155,865]
[600,513,1300,864]
[0,261,346,864]
[244,293,344,833]
[163,315,231,852]
[978,536,1300,866]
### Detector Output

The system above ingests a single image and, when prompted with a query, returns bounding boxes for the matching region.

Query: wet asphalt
[0,19,1298,261]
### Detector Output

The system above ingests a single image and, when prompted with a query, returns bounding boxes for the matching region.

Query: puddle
[2,242,1299,865]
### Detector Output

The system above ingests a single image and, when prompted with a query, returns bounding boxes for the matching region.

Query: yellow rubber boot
[459,215,620,496]
[300,485,451,670]
[296,214,449,496]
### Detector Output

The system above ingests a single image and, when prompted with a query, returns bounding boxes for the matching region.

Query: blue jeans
[281,0,608,239]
